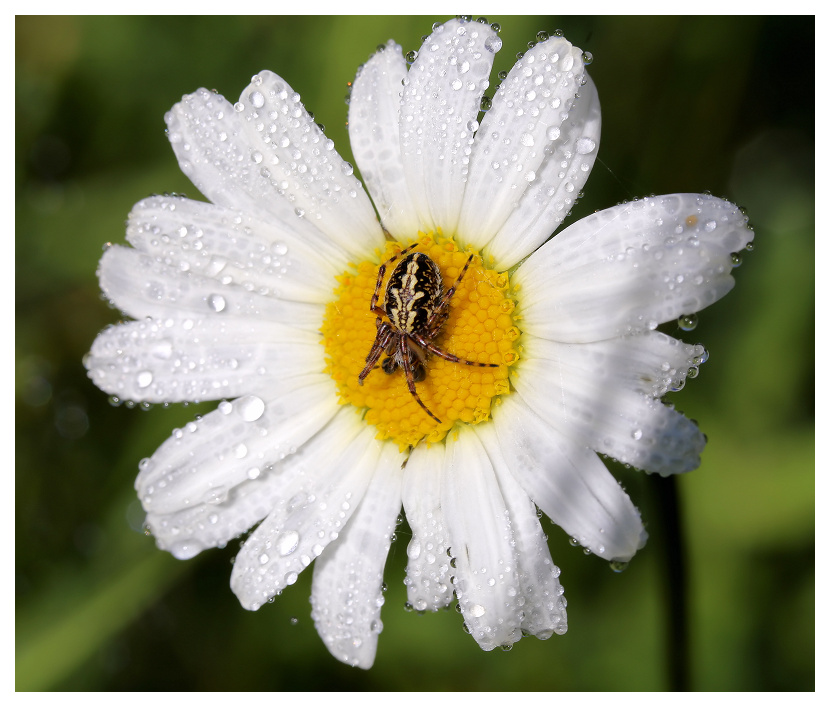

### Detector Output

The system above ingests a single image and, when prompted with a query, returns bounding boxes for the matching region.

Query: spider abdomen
[384,252,443,336]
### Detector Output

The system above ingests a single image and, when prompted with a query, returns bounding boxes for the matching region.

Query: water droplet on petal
[277,530,300,556]
[236,395,265,421]
[576,137,596,154]
[137,371,153,388]
[678,313,698,331]
[484,35,502,53]
[207,294,226,312]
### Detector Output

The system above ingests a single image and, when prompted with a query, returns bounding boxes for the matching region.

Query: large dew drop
[235,395,265,421]
[277,530,300,556]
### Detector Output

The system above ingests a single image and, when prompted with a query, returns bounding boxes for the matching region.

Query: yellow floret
[320,233,519,449]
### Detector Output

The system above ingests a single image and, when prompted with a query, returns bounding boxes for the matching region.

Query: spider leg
[400,336,441,423]
[359,324,396,384]
[409,332,500,369]
[424,253,475,334]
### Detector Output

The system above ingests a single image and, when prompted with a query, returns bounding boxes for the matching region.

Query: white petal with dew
[230,411,381,610]
[441,427,524,651]
[402,443,454,612]
[488,395,647,561]
[136,374,338,517]
[515,194,754,342]
[86,316,323,404]
[98,245,323,331]
[459,38,594,261]
[474,424,568,639]
[399,18,500,234]
[235,71,385,258]
[165,79,384,262]
[484,76,601,268]
[311,443,405,669]
[348,40,421,240]
[140,375,340,560]
[127,195,341,303]
[516,333,706,475]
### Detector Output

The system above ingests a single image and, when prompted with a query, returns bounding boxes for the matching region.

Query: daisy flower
[85,17,753,668]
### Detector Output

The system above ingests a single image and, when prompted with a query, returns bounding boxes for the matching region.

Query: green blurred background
[16,15,814,691]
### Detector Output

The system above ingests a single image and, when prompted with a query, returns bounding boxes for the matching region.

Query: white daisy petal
[230,412,380,610]
[348,40,421,239]
[85,316,323,404]
[517,332,706,476]
[488,395,647,561]
[311,443,405,669]
[400,18,501,234]
[165,77,385,261]
[144,462,309,562]
[126,195,341,303]
[459,38,596,260]
[441,427,523,651]
[136,374,338,518]
[401,442,454,612]
[516,193,754,342]
[484,76,601,267]
[98,245,323,331]
[474,424,568,639]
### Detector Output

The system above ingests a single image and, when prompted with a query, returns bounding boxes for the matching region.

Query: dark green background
[16,16,814,691]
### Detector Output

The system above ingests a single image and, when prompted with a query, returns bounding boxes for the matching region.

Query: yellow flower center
[321,233,519,448]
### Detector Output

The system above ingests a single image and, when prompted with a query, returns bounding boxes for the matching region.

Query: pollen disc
[321,233,519,448]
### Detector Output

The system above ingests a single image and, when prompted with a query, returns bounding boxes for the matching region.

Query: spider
[358,242,500,423]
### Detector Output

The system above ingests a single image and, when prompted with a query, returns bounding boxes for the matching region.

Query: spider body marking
[358,243,500,423]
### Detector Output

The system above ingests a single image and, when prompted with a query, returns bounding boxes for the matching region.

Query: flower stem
[652,474,690,691]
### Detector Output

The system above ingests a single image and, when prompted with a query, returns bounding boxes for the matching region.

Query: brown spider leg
[416,253,499,369]
[361,242,422,384]
[400,334,442,424]
[358,323,395,384]
[423,253,475,334]
[410,332,501,368]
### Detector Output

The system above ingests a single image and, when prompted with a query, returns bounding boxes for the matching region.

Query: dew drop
[207,294,226,313]
[136,371,153,388]
[576,137,596,154]
[677,313,698,331]
[484,36,502,53]
[236,395,265,421]
[277,530,300,556]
